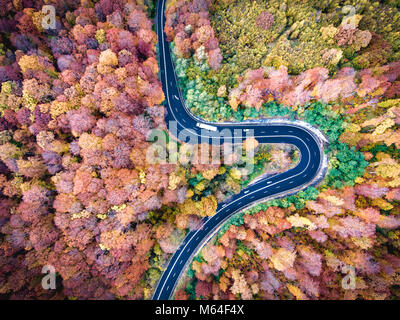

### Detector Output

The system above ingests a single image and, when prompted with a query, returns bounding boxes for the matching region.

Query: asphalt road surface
[153,0,325,300]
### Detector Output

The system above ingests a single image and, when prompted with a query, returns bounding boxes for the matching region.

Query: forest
[0,0,294,299]
[0,0,399,300]
[165,0,400,300]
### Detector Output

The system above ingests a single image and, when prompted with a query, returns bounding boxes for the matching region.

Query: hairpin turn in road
[153,0,327,300]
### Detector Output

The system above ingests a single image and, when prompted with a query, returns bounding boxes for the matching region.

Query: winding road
[153,0,327,300]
